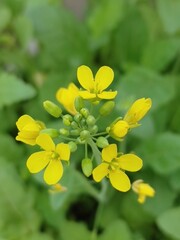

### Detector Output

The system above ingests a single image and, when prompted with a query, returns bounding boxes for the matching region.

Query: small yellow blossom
[77,65,117,101]
[92,144,142,192]
[109,120,129,139]
[124,98,152,128]
[16,115,45,145]
[26,134,70,185]
[56,83,79,115]
[48,183,67,194]
[132,179,155,204]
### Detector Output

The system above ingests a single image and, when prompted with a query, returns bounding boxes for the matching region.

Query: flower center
[51,151,59,160]
[109,158,119,171]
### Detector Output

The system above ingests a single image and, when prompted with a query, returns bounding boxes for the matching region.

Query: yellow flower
[77,65,117,101]
[132,179,155,204]
[16,115,45,145]
[124,98,152,128]
[56,83,79,115]
[26,134,70,185]
[109,120,129,139]
[92,144,143,192]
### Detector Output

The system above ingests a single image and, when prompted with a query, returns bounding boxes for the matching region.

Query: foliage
[0,0,180,239]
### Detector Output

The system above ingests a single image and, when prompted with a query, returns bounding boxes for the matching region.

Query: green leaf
[157,207,180,239]
[88,0,125,38]
[136,132,180,175]
[116,67,176,111]
[0,72,36,108]
[99,219,132,240]
[60,220,91,240]
[26,2,90,70]
[141,38,180,71]
[0,6,11,32]
[110,8,149,68]
[157,0,180,35]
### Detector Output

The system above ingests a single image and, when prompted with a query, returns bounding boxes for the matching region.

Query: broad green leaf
[136,132,180,175]
[88,0,125,38]
[116,67,176,111]
[141,38,180,71]
[110,8,149,69]
[99,219,132,240]
[13,15,33,48]
[157,0,180,35]
[0,72,36,108]
[60,220,91,240]
[157,207,180,239]
[25,2,91,71]
[0,157,40,238]
[0,6,11,32]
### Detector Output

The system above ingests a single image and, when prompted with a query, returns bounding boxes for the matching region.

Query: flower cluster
[16,65,155,203]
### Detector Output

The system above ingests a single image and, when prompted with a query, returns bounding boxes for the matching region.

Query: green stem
[85,142,88,158]
[59,136,76,141]
[92,132,107,137]
[87,138,101,164]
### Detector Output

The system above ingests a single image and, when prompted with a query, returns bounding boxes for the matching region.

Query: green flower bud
[63,114,73,126]
[76,137,86,144]
[80,130,90,140]
[99,101,115,116]
[68,141,77,152]
[80,118,86,126]
[96,137,109,148]
[43,100,62,118]
[71,121,78,129]
[86,115,96,126]
[40,128,59,138]
[74,96,84,112]
[74,113,82,123]
[81,158,93,177]
[80,108,89,118]
[89,125,98,134]
[59,128,69,136]
[70,129,80,136]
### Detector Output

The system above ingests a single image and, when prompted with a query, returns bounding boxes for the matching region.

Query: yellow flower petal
[102,144,117,162]
[16,115,35,131]
[97,91,117,99]
[111,120,129,138]
[138,183,155,197]
[95,66,114,92]
[118,154,143,172]
[56,143,70,161]
[36,134,55,151]
[77,65,95,91]
[56,83,79,115]
[16,135,36,145]
[26,151,50,173]
[124,98,152,125]
[138,194,146,204]
[109,170,130,192]
[44,160,63,185]
[79,91,96,99]
[92,163,109,182]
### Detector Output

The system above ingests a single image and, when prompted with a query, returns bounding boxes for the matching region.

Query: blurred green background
[0,0,180,239]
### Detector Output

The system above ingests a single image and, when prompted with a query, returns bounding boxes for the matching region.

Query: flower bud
[99,101,115,116]
[80,108,89,118]
[86,115,96,126]
[68,141,77,152]
[59,128,69,136]
[109,120,129,139]
[80,130,90,140]
[89,125,98,134]
[74,96,84,112]
[70,129,80,136]
[40,128,59,138]
[96,137,109,148]
[71,121,78,129]
[43,100,62,118]
[81,158,93,177]
[63,114,73,126]
[74,113,82,122]
[76,137,86,144]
